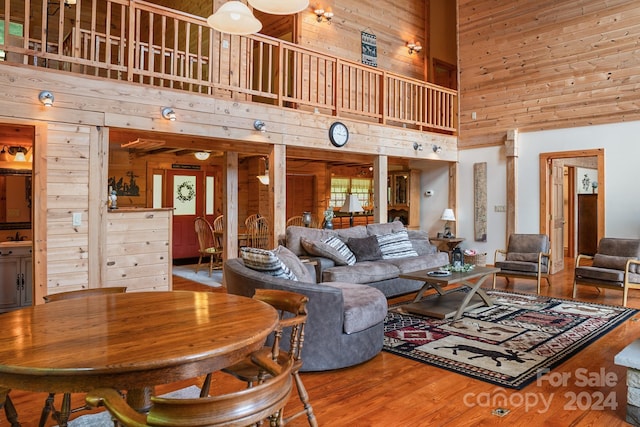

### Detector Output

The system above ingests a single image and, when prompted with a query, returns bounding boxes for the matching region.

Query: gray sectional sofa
[284,222,450,297]
[224,257,387,371]
[224,221,449,372]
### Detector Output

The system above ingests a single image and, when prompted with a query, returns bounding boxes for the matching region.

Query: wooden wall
[298,0,427,80]
[458,0,640,148]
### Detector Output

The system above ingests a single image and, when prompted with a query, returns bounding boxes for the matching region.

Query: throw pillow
[240,247,298,281]
[376,230,418,259]
[300,236,356,266]
[346,235,382,262]
[274,245,315,283]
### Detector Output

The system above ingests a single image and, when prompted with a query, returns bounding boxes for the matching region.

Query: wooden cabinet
[0,245,33,313]
[387,170,420,227]
[577,194,598,256]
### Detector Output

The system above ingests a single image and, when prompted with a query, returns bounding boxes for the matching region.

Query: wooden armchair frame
[573,254,640,307]
[492,247,552,294]
[86,354,293,427]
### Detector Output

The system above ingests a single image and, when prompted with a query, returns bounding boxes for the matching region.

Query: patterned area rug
[384,289,638,389]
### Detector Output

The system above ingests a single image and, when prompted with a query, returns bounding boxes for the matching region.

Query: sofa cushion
[335,225,368,241]
[366,221,405,236]
[323,261,400,284]
[381,253,449,273]
[275,245,315,283]
[320,282,387,334]
[593,254,637,273]
[506,252,539,263]
[285,226,336,256]
[241,247,297,281]
[575,266,640,284]
[377,230,418,259]
[300,236,356,266]
[495,260,547,274]
[347,235,383,262]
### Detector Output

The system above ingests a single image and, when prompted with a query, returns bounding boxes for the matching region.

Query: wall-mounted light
[207,1,262,35]
[194,152,211,161]
[161,107,176,121]
[38,90,54,107]
[64,0,77,5]
[407,41,422,55]
[256,157,269,185]
[8,146,27,162]
[432,145,442,154]
[248,0,308,15]
[413,142,423,151]
[0,146,10,162]
[253,120,266,132]
[314,8,333,23]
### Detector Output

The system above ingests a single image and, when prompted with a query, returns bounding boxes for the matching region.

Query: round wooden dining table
[0,291,279,423]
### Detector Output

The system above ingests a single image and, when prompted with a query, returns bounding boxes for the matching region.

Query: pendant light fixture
[248,0,309,15]
[207,1,262,35]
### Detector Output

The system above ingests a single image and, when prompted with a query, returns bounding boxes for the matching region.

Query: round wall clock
[329,122,349,147]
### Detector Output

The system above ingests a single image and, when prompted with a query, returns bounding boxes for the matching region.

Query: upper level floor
[0,0,457,135]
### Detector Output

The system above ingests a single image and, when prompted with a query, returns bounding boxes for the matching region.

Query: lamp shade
[207,1,262,35]
[440,208,456,221]
[248,0,309,15]
[340,194,364,213]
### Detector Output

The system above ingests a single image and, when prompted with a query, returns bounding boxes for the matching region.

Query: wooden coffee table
[399,266,499,320]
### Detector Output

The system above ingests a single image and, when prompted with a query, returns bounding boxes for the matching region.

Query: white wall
[457,120,640,263]
[416,160,451,236]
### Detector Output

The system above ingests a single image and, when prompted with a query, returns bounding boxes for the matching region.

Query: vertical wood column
[90,125,108,290]
[448,162,457,236]
[33,124,48,305]
[271,145,286,248]
[223,151,238,260]
[373,155,388,224]
[505,129,518,239]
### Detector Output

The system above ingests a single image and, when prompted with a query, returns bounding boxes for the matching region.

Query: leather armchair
[573,238,640,307]
[492,234,551,294]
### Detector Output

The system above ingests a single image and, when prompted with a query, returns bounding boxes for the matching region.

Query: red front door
[166,170,204,259]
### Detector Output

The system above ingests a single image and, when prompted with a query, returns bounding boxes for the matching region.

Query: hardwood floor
[7,260,639,426]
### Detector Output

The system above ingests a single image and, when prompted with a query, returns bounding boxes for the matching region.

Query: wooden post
[223,151,238,260]
[505,129,518,240]
[373,156,388,224]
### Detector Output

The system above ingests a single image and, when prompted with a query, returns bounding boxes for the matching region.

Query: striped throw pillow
[241,247,298,281]
[376,230,418,259]
[323,235,357,265]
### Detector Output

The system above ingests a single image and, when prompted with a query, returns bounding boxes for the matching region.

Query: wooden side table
[430,237,465,261]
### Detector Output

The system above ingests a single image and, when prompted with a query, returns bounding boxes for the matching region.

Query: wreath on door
[176,181,195,203]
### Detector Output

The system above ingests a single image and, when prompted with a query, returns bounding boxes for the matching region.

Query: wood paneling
[105,208,172,292]
[458,0,640,148]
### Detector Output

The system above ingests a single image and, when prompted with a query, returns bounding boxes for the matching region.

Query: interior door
[550,160,565,273]
[166,170,204,259]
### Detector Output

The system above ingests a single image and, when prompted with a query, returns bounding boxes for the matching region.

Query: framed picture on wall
[361,31,377,67]
[577,167,598,194]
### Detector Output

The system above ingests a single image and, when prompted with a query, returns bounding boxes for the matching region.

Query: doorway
[539,149,604,274]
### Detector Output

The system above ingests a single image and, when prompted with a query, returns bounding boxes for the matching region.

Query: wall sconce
[161,107,176,121]
[432,145,442,154]
[8,146,27,162]
[0,146,9,162]
[314,8,333,23]
[413,142,423,151]
[256,157,269,185]
[38,90,54,107]
[194,152,210,161]
[64,0,77,5]
[253,120,266,132]
[407,41,422,55]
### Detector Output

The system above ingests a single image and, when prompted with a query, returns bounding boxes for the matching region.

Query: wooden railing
[0,0,457,133]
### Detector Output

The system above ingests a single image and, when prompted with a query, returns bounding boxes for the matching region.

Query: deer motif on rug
[435,344,534,367]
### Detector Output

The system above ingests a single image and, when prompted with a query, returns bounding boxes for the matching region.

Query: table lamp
[340,194,364,227]
[441,208,455,237]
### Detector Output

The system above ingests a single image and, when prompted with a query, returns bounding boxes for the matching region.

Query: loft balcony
[0,0,457,135]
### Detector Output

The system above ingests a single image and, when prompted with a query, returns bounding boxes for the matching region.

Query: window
[330,177,372,210]
[0,22,24,61]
